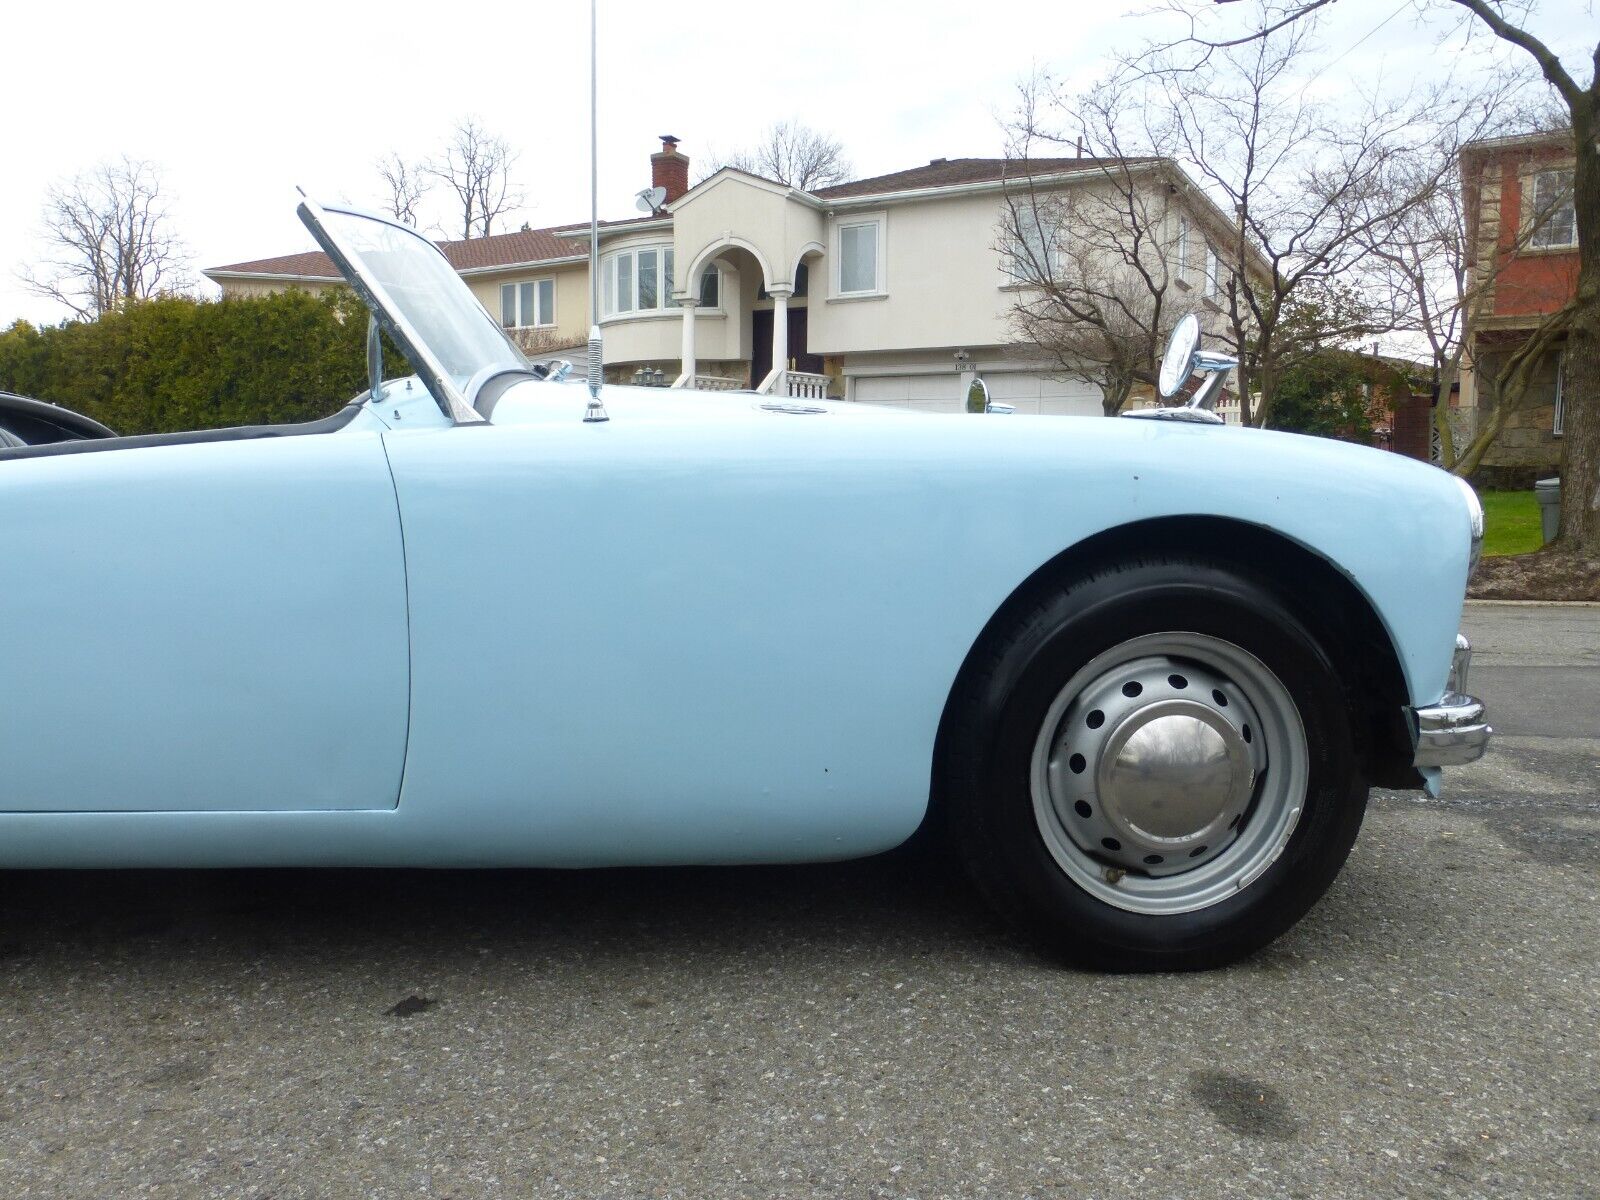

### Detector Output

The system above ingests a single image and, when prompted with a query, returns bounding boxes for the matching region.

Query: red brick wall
[1463,140,1580,320]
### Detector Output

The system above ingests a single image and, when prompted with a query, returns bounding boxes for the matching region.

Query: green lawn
[1481,489,1543,557]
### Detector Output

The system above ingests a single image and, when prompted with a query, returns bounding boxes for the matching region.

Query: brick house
[1459,129,1579,487]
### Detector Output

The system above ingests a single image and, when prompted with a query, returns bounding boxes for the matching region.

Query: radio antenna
[583,0,609,423]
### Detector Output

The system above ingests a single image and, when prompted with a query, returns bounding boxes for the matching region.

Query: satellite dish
[635,186,667,213]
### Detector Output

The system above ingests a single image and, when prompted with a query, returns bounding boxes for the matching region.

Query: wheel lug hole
[1068,753,1086,774]
[1168,674,1188,689]
[1121,682,1143,698]
[1086,709,1105,729]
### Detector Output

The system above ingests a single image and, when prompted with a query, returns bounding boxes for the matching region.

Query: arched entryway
[751,259,824,385]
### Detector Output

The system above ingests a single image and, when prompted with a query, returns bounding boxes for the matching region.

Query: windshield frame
[298,196,528,425]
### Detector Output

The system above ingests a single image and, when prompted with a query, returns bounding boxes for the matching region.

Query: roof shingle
[209,157,1137,278]
[210,222,593,280]
[814,156,1129,199]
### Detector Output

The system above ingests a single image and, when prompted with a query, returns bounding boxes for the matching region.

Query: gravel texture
[0,603,1595,1199]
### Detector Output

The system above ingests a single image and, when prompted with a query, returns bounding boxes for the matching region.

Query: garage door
[853,372,1103,416]
[852,375,963,412]
[984,373,1104,416]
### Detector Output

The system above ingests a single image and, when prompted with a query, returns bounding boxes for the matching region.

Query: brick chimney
[651,135,689,206]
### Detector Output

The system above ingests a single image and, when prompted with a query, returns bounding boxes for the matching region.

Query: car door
[0,429,410,812]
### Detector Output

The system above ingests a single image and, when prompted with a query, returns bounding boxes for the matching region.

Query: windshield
[298,200,529,423]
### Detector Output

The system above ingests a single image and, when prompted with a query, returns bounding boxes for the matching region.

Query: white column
[679,297,698,382]
[770,288,792,393]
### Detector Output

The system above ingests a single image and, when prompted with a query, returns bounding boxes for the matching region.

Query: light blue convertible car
[0,200,1489,970]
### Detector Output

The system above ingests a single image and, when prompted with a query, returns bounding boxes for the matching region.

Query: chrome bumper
[1410,634,1492,768]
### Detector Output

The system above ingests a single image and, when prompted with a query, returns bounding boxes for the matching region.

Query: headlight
[1452,475,1484,573]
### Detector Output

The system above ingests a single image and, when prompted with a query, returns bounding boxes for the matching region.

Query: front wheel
[944,556,1368,971]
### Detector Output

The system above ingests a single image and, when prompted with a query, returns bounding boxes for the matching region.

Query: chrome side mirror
[966,376,989,414]
[367,314,387,403]
[1159,313,1201,399]
[965,376,1013,414]
[1127,313,1239,425]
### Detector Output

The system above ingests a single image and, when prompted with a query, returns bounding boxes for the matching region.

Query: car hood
[486,378,1452,494]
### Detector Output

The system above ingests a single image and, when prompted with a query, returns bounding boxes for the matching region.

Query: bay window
[601,244,722,317]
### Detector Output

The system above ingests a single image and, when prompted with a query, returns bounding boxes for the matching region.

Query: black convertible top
[0,392,119,445]
[0,398,364,462]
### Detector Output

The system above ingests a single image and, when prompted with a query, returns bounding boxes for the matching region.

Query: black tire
[942,554,1368,972]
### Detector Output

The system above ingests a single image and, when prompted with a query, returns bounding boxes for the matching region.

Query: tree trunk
[1560,288,1600,548]
[1252,363,1279,428]
[1102,373,1135,416]
[1557,96,1599,550]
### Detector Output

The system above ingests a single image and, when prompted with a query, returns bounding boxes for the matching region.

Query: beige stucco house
[206,138,1245,416]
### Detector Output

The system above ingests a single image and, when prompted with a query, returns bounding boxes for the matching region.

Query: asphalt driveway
[0,602,1595,1199]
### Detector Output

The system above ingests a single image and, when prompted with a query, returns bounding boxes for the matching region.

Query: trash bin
[1535,477,1561,544]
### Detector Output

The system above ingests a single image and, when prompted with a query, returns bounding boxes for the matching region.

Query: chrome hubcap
[1031,633,1308,915]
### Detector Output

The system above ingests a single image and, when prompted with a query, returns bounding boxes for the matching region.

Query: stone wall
[603,359,749,388]
[1470,343,1563,489]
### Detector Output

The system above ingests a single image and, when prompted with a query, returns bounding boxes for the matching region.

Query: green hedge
[0,289,406,436]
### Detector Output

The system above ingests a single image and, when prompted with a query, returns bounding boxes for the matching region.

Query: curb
[1465,598,1600,607]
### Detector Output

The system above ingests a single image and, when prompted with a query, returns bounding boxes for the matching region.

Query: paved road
[1,604,1596,1199]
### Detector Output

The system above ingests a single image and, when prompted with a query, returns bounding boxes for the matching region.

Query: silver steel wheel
[1030,632,1308,916]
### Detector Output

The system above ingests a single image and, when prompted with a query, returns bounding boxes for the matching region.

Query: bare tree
[1004,23,1457,428]
[376,152,430,226]
[999,97,1192,415]
[426,117,524,239]
[20,157,186,320]
[1147,23,1481,426]
[711,120,851,191]
[1191,0,1600,553]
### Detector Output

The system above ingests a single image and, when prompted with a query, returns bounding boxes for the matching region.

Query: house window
[1554,351,1566,436]
[615,252,634,312]
[1005,205,1058,283]
[1174,216,1190,283]
[698,264,719,308]
[837,214,885,295]
[1204,244,1220,297]
[499,278,555,328]
[1529,168,1576,249]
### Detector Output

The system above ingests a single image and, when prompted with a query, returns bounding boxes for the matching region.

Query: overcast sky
[1,0,1592,327]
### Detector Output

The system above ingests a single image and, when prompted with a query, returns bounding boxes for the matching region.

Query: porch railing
[671,372,743,392]
[784,371,830,400]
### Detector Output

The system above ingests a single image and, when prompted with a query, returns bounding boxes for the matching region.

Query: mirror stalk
[366,315,387,404]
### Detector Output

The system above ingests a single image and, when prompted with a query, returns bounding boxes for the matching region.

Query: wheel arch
[933,516,1419,807]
